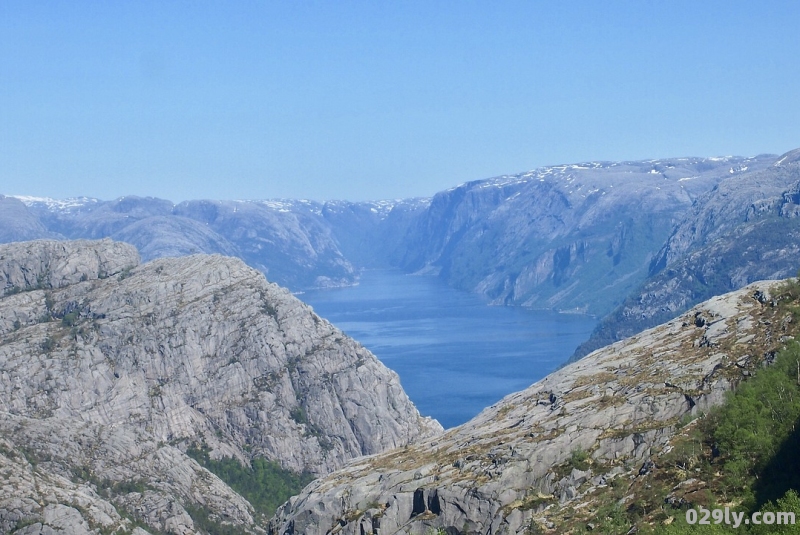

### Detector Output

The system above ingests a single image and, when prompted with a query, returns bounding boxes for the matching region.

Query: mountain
[390,155,775,316]
[8,196,432,293]
[573,152,800,360]
[4,150,797,342]
[0,195,59,243]
[269,278,798,534]
[0,239,440,534]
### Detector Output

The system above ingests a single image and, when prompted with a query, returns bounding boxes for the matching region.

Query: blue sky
[1,1,798,202]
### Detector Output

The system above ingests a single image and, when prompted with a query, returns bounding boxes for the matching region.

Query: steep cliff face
[392,156,774,316]
[573,155,800,360]
[270,279,793,534]
[172,200,357,289]
[0,240,440,534]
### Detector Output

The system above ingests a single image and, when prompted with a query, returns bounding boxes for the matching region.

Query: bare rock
[0,239,440,533]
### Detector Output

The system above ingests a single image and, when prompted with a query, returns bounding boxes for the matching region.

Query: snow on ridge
[245,198,323,214]
[245,197,435,217]
[470,161,617,188]
[11,195,100,211]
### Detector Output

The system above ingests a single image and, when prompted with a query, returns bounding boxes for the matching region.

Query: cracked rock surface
[0,239,441,534]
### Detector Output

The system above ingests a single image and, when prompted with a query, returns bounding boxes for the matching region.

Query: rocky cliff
[0,239,440,534]
[270,278,795,534]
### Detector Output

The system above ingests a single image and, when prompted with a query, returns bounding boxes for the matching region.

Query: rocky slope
[391,155,774,316]
[573,152,800,360]
[269,278,794,534]
[0,239,440,534]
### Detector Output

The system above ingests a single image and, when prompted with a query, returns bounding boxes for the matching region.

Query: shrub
[186,445,314,517]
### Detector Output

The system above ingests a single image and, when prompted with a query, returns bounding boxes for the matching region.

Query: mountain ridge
[572,155,800,360]
[5,149,800,365]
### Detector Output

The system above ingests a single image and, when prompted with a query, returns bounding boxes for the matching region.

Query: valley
[301,269,596,429]
[2,148,800,534]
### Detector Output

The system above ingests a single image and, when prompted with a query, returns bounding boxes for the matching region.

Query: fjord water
[301,270,596,429]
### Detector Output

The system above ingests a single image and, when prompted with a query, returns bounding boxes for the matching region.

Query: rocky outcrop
[0,238,139,294]
[0,239,440,534]
[270,279,791,534]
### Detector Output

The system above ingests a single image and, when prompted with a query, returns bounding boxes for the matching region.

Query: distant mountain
[572,151,800,360]
[0,195,59,243]
[6,195,431,293]
[391,155,774,315]
[6,149,800,350]
[0,239,440,533]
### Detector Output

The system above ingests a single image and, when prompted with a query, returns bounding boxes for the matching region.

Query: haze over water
[302,269,597,429]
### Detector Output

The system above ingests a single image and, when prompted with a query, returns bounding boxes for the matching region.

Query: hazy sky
[1,1,798,202]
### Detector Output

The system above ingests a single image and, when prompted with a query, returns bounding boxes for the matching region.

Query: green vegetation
[61,311,79,327]
[186,445,314,518]
[289,405,307,425]
[712,342,800,508]
[4,285,22,296]
[40,335,56,352]
[568,447,591,471]
[652,338,800,534]
[183,503,250,535]
[117,266,134,280]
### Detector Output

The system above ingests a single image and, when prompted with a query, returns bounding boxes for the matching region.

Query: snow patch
[11,195,100,211]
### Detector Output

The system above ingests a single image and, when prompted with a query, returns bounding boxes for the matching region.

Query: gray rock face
[0,239,440,534]
[0,238,139,294]
[270,280,788,534]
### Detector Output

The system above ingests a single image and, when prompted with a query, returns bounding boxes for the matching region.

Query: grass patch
[186,445,314,518]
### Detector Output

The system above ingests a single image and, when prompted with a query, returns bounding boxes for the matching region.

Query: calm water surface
[301,270,596,429]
